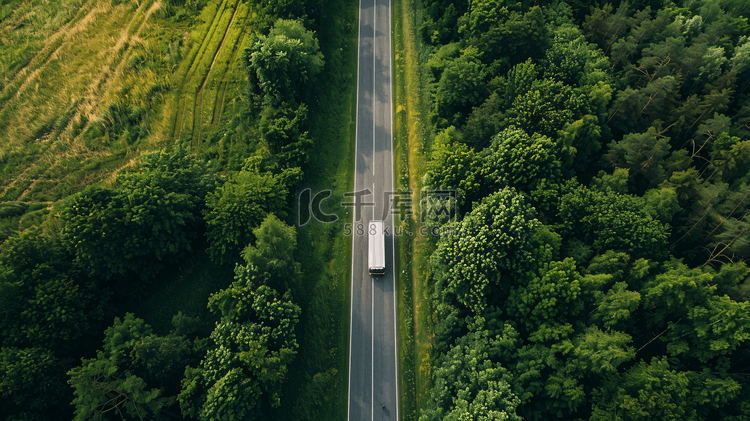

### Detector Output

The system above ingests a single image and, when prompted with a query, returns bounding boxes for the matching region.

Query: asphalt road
[347,0,398,420]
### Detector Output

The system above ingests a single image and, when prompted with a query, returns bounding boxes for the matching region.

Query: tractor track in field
[210,26,248,127]
[170,0,233,142]
[191,0,244,148]
[0,164,38,198]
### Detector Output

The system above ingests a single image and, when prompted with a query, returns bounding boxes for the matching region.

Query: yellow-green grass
[165,0,246,144]
[191,0,250,149]
[393,0,435,419]
[1,1,145,144]
[0,0,84,94]
[0,0,209,203]
[0,4,134,196]
[0,0,249,196]
[0,0,171,200]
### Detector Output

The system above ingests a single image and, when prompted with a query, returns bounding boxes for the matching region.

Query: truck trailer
[368,221,386,276]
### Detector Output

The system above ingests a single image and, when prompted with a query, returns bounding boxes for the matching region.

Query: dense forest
[417,0,750,420]
[0,0,353,419]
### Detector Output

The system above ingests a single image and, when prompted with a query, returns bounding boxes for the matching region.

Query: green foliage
[241,213,301,292]
[644,185,682,222]
[421,1,750,420]
[0,228,106,362]
[132,334,196,394]
[420,321,522,421]
[640,259,750,363]
[68,314,188,421]
[423,126,484,207]
[61,149,217,281]
[178,265,300,420]
[481,125,569,192]
[558,183,671,260]
[543,24,610,87]
[496,58,539,110]
[0,226,109,421]
[667,294,750,363]
[509,258,584,333]
[462,91,504,147]
[0,347,68,419]
[571,326,635,375]
[591,168,630,194]
[592,282,641,330]
[708,131,750,186]
[604,127,672,192]
[591,356,741,421]
[557,114,603,176]
[432,46,489,127]
[506,77,588,138]
[420,0,467,44]
[464,4,550,74]
[259,102,313,169]
[204,165,288,264]
[19,270,90,347]
[244,19,324,106]
[432,187,538,315]
[69,357,174,421]
[247,0,312,25]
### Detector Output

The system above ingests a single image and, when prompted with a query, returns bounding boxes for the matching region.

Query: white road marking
[371,3,376,419]
[347,0,363,418]
[387,0,399,418]
[371,271,375,421]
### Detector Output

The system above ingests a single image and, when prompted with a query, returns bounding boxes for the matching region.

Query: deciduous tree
[204,166,288,264]
[244,19,324,106]
[178,266,300,420]
[432,188,538,315]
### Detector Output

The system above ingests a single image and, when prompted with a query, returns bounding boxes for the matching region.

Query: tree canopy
[244,19,324,106]
[178,265,300,420]
[420,1,750,419]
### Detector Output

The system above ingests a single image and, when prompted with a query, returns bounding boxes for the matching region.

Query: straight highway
[347,0,398,420]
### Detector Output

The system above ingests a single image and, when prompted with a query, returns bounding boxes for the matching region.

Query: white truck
[368,220,386,276]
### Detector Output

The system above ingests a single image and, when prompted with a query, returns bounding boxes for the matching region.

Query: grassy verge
[393,0,435,419]
[267,1,359,420]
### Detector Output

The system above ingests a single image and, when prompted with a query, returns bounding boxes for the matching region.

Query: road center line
[371,2,376,418]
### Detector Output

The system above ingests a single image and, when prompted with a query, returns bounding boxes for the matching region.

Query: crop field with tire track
[191,0,249,150]
[166,0,250,145]
[0,0,253,205]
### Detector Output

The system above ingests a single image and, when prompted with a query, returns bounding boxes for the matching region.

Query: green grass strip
[393,0,435,419]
